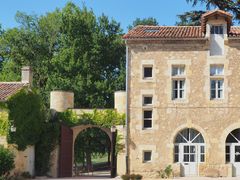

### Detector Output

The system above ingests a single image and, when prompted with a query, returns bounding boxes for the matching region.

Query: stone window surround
[166,59,191,104]
[143,150,152,163]
[135,89,159,132]
[204,58,231,103]
[172,65,186,100]
[140,59,155,82]
[137,145,158,164]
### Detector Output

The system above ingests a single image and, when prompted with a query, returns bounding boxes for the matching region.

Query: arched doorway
[174,128,205,176]
[59,124,117,178]
[73,127,111,177]
[226,128,240,177]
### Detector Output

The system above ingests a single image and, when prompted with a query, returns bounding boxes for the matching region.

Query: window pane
[184,146,189,153]
[184,154,189,162]
[172,66,185,76]
[226,154,230,163]
[143,96,152,105]
[210,65,224,75]
[190,146,195,153]
[218,80,223,88]
[190,154,195,162]
[174,154,179,162]
[180,90,184,98]
[201,146,205,153]
[144,151,152,161]
[211,90,216,99]
[211,80,216,89]
[174,145,179,153]
[226,146,230,153]
[218,90,223,98]
[144,110,152,118]
[144,67,152,78]
[173,80,178,89]
[201,154,205,162]
[144,120,152,128]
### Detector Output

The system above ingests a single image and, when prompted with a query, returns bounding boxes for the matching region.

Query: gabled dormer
[201,10,233,56]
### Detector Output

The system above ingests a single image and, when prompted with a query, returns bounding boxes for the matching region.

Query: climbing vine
[0,112,8,136]
[58,109,125,127]
[7,88,46,150]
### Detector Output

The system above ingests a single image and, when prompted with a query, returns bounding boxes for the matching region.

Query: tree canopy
[176,0,240,25]
[0,2,125,108]
[128,17,159,30]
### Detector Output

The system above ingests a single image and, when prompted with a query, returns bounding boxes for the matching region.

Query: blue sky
[0,0,206,32]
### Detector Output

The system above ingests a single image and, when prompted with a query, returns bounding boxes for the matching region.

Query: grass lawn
[92,154,108,164]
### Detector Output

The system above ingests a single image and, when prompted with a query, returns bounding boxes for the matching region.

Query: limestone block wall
[114,91,126,114]
[116,125,126,175]
[10,145,35,176]
[50,91,74,112]
[126,38,240,177]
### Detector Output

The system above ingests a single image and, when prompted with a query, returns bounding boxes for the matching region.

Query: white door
[181,144,198,176]
[233,145,240,177]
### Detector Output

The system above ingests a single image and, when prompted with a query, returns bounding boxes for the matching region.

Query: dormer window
[211,26,223,34]
[210,25,224,56]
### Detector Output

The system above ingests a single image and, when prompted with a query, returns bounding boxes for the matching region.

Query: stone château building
[123,10,240,177]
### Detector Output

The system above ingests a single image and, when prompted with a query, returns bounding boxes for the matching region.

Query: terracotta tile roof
[201,9,232,19]
[201,10,232,34]
[0,82,28,101]
[123,25,240,40]
[123,26,205,39]
[229,27,240,37]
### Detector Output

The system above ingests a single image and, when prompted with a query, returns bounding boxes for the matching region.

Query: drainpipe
[125,41,130,174]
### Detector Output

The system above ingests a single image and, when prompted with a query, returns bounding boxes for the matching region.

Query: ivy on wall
[58,109,125,127]
[7,88,46,151]
[0,112,8,136]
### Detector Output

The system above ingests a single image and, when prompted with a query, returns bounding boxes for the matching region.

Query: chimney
[21,66,33,85]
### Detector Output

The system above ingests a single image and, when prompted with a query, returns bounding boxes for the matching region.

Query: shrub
[121,174,142,180]
[21,171,32,179]
[0,146,15,178]
[157,165,173,179]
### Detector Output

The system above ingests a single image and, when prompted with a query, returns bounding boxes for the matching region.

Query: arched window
[174,128,205,163]
[226,129,240,164]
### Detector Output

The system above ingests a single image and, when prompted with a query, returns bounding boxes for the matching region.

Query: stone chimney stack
[21,66,33,85]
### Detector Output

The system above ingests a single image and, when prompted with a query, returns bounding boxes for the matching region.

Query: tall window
[210,65,224,99]
[172,65,185,100]
[143,110,152,129]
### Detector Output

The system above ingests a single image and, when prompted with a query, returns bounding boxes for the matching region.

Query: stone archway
[59,124,116,178]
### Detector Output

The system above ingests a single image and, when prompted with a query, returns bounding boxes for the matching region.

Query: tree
[0,2,125,108]
[176,0,240,26]
[0,146,15,178]
[128,17,159,30]
[176,11,205,26]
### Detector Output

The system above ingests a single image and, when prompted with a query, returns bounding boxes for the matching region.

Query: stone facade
[125,13,240,178]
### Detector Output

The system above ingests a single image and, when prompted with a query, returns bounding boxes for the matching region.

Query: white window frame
[143,109,152,129]
[172,65,186,100]
[210,79,224,99]
[172,79,185,100]
[210,65,224,100]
